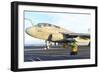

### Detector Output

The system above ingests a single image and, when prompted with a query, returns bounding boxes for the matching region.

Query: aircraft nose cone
[25,27,31,35]
[25,27,35,36]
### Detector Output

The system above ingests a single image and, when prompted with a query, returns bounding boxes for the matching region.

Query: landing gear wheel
[45,41,51,50]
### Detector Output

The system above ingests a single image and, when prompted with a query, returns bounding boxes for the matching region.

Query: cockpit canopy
[37,23,60,28]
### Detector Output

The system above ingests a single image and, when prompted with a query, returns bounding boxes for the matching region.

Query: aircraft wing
[46,33,90,43]
[62,33,90,38]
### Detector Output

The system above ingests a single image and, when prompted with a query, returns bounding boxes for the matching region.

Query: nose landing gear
[44,41,52,50]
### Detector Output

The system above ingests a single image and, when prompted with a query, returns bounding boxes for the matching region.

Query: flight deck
[24,46,90,62]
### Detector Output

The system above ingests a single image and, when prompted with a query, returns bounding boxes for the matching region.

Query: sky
[24,11,91,46]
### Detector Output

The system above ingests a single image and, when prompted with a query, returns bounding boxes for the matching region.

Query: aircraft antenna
[24,18,34,26]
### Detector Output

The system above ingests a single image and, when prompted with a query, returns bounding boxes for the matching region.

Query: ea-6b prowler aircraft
[25,18,90,55]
